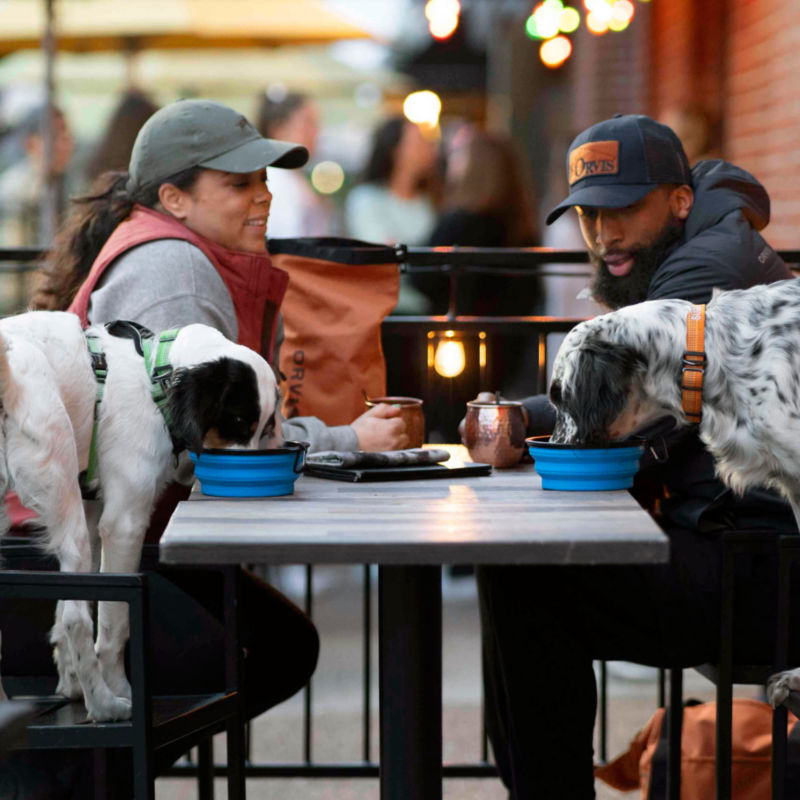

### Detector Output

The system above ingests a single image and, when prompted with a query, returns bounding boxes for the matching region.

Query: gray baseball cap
[127,98,309,191]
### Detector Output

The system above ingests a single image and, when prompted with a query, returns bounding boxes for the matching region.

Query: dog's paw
[55,670,83,701]
[767,668,800,707]
[102,668,132,703]
[85,691,132,722]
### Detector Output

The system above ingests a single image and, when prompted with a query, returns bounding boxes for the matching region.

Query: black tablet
[303,461,492,482]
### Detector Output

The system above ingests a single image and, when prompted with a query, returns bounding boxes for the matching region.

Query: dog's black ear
[165,366,214,454]
[564,340,648,444]
[165,357,260,454]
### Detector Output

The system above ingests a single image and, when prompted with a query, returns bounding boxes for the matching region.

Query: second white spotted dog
[547,278,800,708]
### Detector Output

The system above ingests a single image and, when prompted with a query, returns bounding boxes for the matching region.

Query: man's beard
[588,217,684,310]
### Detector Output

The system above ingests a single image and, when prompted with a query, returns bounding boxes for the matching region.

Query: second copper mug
[365,395,425,449]
[464,400,527,468]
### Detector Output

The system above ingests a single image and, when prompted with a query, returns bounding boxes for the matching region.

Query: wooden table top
[160,446,668,567]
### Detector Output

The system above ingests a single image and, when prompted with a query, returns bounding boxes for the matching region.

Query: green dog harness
[80,323,180,493]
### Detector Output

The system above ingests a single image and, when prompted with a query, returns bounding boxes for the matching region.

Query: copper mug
[365,395,425,449]
[464,400,527,468]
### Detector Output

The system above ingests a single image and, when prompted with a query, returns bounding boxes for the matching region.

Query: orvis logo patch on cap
[569,141,619,185]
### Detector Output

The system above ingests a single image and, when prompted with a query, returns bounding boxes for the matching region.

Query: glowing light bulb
[540,35,573,68]
[403,90,442,128]
[433,334,466,378]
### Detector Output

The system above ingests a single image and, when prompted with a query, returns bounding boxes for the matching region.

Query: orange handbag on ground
[268,237,400,427]
[595,697,800,799]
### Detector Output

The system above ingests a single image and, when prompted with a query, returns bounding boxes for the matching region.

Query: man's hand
[351,403,409,451]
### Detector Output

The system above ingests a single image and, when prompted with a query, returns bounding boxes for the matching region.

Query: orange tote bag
[268,237,400,427]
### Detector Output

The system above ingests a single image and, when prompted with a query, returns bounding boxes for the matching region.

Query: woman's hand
[351,404,409,451]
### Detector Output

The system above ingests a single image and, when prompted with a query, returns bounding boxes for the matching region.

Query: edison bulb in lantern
[433,338,466,378]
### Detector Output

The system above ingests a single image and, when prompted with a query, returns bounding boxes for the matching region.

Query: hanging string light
[425,0,461,40]
[524,0,651,68]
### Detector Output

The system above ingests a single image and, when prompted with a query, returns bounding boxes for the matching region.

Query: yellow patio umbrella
[0,0,375,242]
[0,0,373,56]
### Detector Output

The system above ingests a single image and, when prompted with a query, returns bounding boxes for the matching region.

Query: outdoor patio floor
[154,566,760,800]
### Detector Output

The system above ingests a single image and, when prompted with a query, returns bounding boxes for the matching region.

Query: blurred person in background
[0,102,75,247]
[659,106,723,165]
[84,89,159,186]
[415,125,540,316]
[257,88,337,238]
[345,114,440,313]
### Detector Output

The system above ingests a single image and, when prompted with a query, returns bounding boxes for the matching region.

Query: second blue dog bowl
[190,441,309,497]
[526,436,644,491]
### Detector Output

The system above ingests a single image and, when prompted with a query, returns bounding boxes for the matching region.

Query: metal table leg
[378,565,442,800]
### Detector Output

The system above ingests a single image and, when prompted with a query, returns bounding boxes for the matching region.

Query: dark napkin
[305,448,451,469]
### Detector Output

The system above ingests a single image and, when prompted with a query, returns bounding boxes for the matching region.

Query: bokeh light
[310,161,345,195]
[559,7,581,33]
[609,0,635,30]
[529,0,562,39]
[540,35,573,68]
[586,10,610,33]
[403,90,442,128]
[425,0,460,40]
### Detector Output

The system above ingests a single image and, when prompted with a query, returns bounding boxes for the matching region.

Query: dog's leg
[9,430,131,722]
[50,599,82,700]
[49,501,105,700]
[93,476,159,704]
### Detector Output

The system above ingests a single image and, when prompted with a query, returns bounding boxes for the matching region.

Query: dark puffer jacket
[525,159,797,533]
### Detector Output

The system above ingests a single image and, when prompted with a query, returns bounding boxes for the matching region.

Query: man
[477,114,797,799]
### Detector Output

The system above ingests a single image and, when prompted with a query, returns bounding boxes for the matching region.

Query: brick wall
[725,1,800,249]
[647,0,800,248]
[570,4,650,131]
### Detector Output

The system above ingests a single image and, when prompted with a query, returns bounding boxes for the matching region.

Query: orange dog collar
[681,304,706,424]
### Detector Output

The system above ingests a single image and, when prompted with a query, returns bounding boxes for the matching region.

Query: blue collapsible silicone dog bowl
[190,441,309,497]
[526,436,645,491]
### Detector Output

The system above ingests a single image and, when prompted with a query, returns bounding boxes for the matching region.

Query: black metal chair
[665,530,792,800]
[0,540,246,800]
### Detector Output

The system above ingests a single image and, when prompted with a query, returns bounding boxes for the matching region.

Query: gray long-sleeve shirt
[88,238,359,452]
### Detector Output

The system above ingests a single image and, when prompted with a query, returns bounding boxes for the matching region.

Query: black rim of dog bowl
[199,440,310,473]
[525,435,645,450]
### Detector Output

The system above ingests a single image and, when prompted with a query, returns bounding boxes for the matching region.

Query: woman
[345,115,440,314]
[419,127,540,316]
[256,89,337,238]
[11,98,403,796]
[32,99,405,454]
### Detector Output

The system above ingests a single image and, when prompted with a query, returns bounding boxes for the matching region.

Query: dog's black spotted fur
[549,277,800,528]
[167,357,262,454]
[549,278,800,708]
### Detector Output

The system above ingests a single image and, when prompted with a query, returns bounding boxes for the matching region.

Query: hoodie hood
[685,159,771,239]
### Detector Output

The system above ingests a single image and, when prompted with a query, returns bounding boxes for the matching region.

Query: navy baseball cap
[545,114,691,225]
